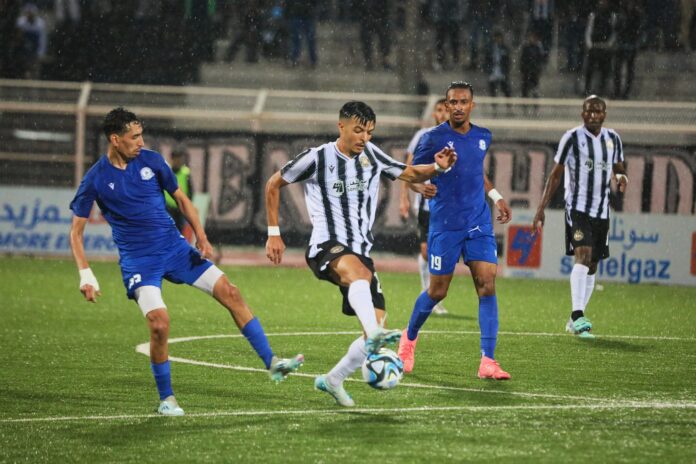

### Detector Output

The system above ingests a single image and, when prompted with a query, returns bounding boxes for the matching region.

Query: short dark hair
[436,98,447,105]
[339,101,376,126]
[445,81,474,99]
[583,95,606,110]
[102,107,141,140]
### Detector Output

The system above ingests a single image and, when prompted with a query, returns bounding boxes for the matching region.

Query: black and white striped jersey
[407,127,432,213]
[555,125,624,219]
[281,140,406,257]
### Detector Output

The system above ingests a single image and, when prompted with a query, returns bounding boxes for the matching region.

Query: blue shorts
[427,224,498,275]
[119,238,213,299]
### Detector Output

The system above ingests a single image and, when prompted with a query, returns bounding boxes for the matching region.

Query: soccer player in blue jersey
[69,108,303,416]
[398,82,513,380]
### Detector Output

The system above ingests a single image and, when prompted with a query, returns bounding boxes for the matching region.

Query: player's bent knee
[193,265,225,295]
[135,285,167,317]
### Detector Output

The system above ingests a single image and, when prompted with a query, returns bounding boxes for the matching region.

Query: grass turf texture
[1,256,695,463]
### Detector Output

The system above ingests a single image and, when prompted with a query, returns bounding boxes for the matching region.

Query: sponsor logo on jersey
[573,229,584,242]
[347,178,367,192]
[447,141,454,149]
[108,182,115,190]
[329,164,335,173]
[140,167,155,180]
[479,139,486,150]
[330,245,345,254]
[331,180,345,196]
[359,154,371,168]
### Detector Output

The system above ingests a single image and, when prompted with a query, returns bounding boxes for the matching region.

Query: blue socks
[151,360,173,400]
[242,317,274,369]
[407,291,439,341]
[479,295,499,359]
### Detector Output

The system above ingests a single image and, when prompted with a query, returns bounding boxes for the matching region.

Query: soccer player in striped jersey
[398,82,513,380]
[399,98,450,315]
[533,95,628,338]
[265,101,457,406]
[70,108,304,416]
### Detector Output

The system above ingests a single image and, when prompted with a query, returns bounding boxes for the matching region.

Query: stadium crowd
[0,0,694,98]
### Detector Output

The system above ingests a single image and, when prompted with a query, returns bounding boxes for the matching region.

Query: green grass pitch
[1,256,695,463]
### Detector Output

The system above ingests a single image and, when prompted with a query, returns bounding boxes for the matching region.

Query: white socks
[326,336,367,388]
[348,280,379,335]
[570,264,589,312]
[417,253,430,291]
[584,273,596,310]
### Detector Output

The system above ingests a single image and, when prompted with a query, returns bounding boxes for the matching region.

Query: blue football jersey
[70,149,181,258]
[413,122,492,232]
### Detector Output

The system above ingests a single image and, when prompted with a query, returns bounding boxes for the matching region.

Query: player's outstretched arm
[399,147,457,183]
[484,174,512,224]
[69,215,101,303]
[399,152,414,219]
[613,162,628,193]
[173,188,213,258]
[265,172,289,265]
[533,163,564,233]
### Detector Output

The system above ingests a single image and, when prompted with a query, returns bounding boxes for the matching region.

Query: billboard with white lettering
[0,187,117,256]
[505,209,696,286]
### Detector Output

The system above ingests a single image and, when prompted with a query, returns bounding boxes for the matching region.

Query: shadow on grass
[580,338,650,352]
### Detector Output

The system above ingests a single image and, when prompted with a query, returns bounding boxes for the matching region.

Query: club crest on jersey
[479,139,487,150]
[330,245,345,254]
[606,139,614,151]
[573,229,584,242]
[359,154,371,168]
[140,167,155,180]
[331,180,345,196]
[585,159,594,170]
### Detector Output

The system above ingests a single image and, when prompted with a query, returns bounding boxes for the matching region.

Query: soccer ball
[361,348,404,390]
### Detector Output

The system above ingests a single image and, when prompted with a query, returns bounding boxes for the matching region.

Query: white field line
[3,402,696,424]
[132,330,694,405]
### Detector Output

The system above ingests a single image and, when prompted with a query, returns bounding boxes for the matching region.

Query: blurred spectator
[559,1,591,74]
[430,0,464,71]
[0,0,23,78]
[356,0,392,71]
[520,29,544,101]
[50,0,82,81]
[16,3,47,79]
[225,1,264,63]
[467,0,497,70]
[614,0,644,99]
[165,148,195,243]
[680,0,696,51]
[529,0,553,59]
[485,30,511,101]
[584,0,616,97]
[286,0,318,67]
[644,0,680,50]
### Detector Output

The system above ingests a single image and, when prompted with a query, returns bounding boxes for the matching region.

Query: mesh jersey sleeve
[554,130,575,165]
[69,171,98,218]
[281,148,318,184]
[610,130,624,164]
[150,152,179,194]
[412,130,438,165]
[368,143,406,181]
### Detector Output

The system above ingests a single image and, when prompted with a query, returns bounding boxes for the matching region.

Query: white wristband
[615,174,628,184]
[487,189,504,204]
[79,268,100,291]
[267,226,281,236]
[433,162,451,174]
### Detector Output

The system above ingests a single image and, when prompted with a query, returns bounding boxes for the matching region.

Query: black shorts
[565,210,610,261]
[305,240,386,316]
[417,209,430,243]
